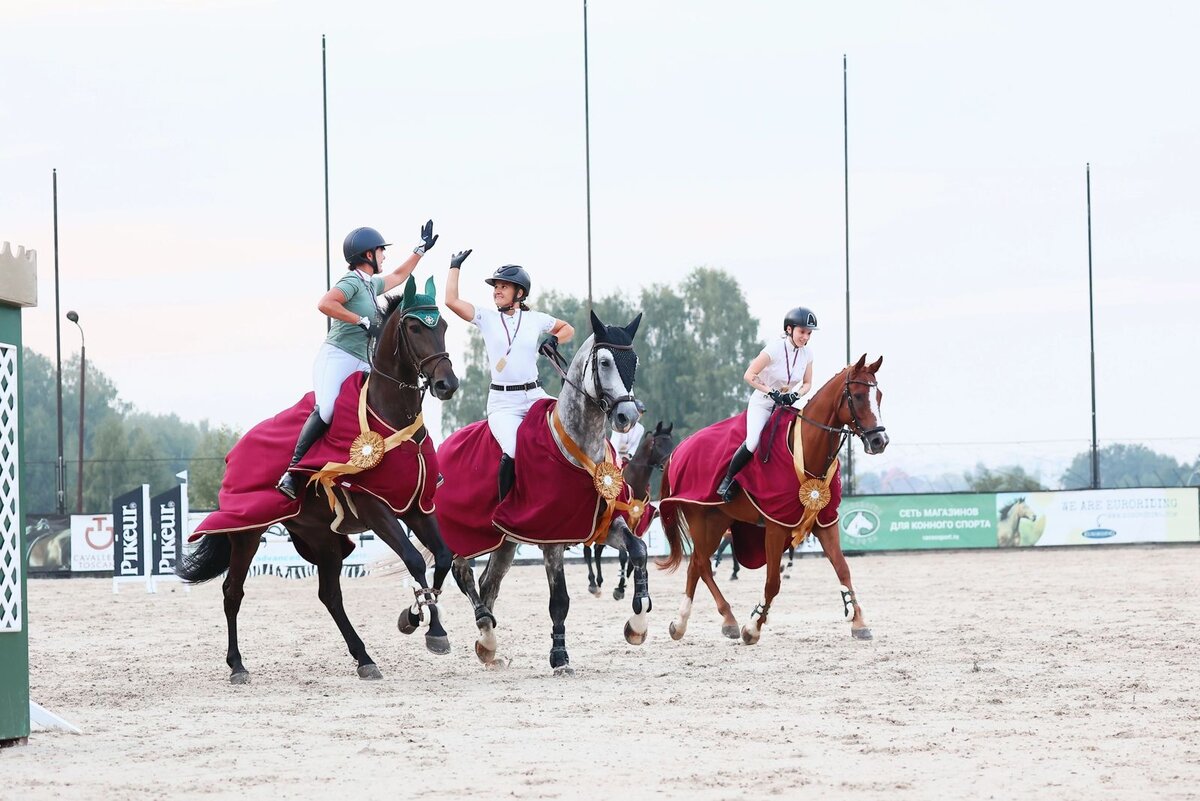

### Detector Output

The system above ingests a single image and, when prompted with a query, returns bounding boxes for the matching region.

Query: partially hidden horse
[437,311,649,674]
[583,421,677,600]
[177,276,459,683]
[658,354,889,645]
[997,496,1037,547]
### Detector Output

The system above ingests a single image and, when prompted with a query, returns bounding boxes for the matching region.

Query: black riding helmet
[484,265,532,302]
[343,227,390,273]
[784,307,819,331]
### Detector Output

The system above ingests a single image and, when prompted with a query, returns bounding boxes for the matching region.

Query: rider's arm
[792,361,814,397]
[743,351,773,394]
[444,265,476,322]
[317,287,363,325]
[378,252,422,294]
[549,320,575,343]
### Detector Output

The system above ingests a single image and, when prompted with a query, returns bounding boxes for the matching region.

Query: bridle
[770,371,885,477]
[368,305,451,397]
[544,342,637,419]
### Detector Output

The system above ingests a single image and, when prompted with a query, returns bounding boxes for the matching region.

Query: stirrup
[276,471,299,499]
[717,476,739,503]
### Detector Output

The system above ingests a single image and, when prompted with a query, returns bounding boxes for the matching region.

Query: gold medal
[495,357,508,372]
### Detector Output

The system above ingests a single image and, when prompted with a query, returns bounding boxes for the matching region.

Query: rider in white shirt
[445,250,575,499]
[611,400,647,465]
[716,307,817,502]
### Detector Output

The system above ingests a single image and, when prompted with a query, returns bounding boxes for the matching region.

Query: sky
[3,0,1200,485]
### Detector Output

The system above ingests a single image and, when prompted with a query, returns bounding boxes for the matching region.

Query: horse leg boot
[716,445,753,503]
[498,454,516,501]
[276,407,328,499]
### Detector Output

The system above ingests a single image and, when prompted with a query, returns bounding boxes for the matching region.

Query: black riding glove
[779,391,800,407]
[413,219,438,255]
[450,249,472,269]
[768,389,783,404]
[538,337,561,361]
[356,316,381,337]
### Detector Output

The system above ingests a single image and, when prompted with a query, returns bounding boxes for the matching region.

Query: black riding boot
[276,408,330,499]
[498,455,516,501]
[716,445,753,503]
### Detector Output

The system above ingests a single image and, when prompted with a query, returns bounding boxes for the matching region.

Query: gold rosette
[349,430,387,470]
[592,461,625,501]
[799,478,831,511]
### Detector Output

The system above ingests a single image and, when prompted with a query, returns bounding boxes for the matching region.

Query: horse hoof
[230,671,250,685]
[722,623,741,640]
[475,640,497,665]
[741,626,760,645]
[613,588,625,601]
[588,584,601,597]
[852,627,874,640]
[357,663,383,680]
[397,610,421,635]
[553,665,575,677]
[729,573,739,581]
[425,634,451,655]
[624,621,647,646]
[669,621,685,641]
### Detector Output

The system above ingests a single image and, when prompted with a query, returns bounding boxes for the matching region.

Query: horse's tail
[176,534,231,584]
[655,458,690,573]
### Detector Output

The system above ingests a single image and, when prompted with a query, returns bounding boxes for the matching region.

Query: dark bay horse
[659,355,888,645]
[177,277,459,683]
[583,421,676,600]
[445,312,650,674]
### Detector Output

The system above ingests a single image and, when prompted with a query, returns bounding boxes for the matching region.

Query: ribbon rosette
[349,430,387,470]
[592,461,625,501]
[798,478,831,511]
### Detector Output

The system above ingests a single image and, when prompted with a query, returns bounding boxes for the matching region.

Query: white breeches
[486,387,551,458]
[313,342,370,424]
[743,393,801,452]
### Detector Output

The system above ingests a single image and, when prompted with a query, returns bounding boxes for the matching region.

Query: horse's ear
[424,276,436,300]
[665,422,674,434]
[868,355,883,373]
[590,309,605,340]
[624,313,643,339]
[853,353,867,371]
[402,275,417,307]
[654,421,662,434]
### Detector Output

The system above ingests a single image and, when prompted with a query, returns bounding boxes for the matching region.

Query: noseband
[369,305,450,396]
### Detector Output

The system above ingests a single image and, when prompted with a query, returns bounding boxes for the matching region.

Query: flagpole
[322,34,332,331]
[1086,164,1099,489]
[582,0,594,316]
[842,55,854,495]
[53,168,66,515]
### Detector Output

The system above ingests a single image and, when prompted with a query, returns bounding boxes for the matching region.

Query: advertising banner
[25,514,71,574]
[70,514,114,572]
[112,485,151,589]
[150,485,183,578]
[838,494,997,550]
[995,488,1200,547]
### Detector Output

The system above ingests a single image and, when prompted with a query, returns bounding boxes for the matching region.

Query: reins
[762,371,883,478]
[542,341,636,418]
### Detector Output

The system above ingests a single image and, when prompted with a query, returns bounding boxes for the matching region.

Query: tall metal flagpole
[1086,163,1099,489]
[53,169,66,515]
[842,55,854,494]
[322,34,332,331]
[582,0,594,316]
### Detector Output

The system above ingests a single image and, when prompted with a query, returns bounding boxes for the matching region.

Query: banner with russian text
[838,494,997,550]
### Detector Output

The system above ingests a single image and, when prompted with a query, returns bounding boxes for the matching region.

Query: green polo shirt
[325,271,385,362]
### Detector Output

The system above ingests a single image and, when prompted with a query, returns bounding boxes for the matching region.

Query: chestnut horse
[178,278,459,683]
[658,354,888,645]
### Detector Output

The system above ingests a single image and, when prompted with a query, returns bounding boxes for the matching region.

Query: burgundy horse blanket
[190,373,437,546]
[437,398,630,558]
[660,409,841,569]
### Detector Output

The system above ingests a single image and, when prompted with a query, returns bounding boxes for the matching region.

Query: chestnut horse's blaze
[658,354,887,645]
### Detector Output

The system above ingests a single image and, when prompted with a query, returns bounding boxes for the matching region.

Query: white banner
[995,488,1200,547]
[70,514,115,572]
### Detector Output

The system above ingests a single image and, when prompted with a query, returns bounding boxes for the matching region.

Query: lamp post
[66,310,85,514]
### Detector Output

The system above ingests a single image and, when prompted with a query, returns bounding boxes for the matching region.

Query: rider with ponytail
[716,306,817,502]
[445,250,574,500]
[276,221,439,499]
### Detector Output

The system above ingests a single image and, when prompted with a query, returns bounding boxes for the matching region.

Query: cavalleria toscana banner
[994,487,1200,547]
[838,493,997,550]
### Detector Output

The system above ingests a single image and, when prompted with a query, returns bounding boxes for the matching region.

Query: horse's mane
[380,294,405,322]
[998,497,1026,520]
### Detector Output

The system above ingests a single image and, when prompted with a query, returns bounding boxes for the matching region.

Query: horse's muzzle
[431,374,459,401]
[861,427,889,454]
[609,399,639,434]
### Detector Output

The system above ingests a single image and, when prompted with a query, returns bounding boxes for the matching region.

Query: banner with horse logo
[838,494,997,550]
[995,488,1200,547]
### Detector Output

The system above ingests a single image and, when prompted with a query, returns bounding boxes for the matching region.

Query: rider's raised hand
[450,249,472,269]
[413,220,438,255]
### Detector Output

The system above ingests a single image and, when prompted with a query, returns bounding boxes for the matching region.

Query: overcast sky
[4,1,1199,482]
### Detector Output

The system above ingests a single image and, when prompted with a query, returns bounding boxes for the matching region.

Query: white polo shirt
[473,307,557,385]
[755,338,813,395]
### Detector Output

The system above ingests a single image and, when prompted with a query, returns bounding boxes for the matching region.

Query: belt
[490,380,541,392]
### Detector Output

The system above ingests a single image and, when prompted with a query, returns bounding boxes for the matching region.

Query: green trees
[440,267,763,441]
[1060,443,1194,489]
[963,463,1046,492]
[20,347,239,513]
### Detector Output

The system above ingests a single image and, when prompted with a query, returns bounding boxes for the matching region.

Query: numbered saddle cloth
[191,372,437,541]
[437,398,617,559]
[661,409,841,531]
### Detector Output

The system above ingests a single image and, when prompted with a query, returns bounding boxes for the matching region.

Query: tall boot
[498,455,516,501]
[716,445,753,503]
[276,408,330,499]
